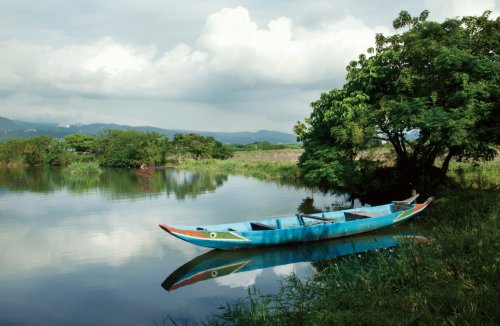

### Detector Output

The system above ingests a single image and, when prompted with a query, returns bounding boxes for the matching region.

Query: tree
[64,134,95,153]
[171,133,233,160]
[23,136,53,166]
[295,11,499,190]
[91,130,168,167]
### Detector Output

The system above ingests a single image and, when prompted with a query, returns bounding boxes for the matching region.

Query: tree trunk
[441,151,454,176]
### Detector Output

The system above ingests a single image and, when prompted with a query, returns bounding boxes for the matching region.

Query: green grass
[64,161,102,176]
[176,158,301,183]
[199,159,500,325]
[447,160,500,190]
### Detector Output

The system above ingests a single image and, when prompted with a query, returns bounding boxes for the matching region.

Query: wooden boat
[162,229,430,291]
[159,194,433,250]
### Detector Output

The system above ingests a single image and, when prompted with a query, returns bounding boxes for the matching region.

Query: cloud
[425,0,499,20]
[0,38,207,98]
[1,2,497,131]
[199,7,389,86]
[0,6,388,101]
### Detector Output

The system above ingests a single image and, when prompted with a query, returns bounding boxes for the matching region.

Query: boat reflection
[162,227,429,291]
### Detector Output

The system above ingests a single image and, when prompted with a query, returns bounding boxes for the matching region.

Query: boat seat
[296,213,334,222]
[250,222,276,231]
[344,211,376,221]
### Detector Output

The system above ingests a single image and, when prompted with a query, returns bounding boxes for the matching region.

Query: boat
[162,229,430,291]
[159,194,433,250]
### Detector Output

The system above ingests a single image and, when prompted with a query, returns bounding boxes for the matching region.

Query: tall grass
[64,161,102,176]
[447,160,500,190]
[177,159,301,183]
[202,158,500,325]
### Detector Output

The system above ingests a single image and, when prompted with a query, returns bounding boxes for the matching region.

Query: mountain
[0,116,298,144]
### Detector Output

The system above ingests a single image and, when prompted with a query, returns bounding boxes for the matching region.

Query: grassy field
[173,149,500,325]
[175,149,302,183]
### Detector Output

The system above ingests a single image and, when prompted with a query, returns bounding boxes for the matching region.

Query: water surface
[0,168,418,325]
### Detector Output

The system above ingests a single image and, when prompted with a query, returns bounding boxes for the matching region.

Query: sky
[0,0,498,132]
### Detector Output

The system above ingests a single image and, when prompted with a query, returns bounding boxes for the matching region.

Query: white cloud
[425,0,498,20]
[0,38,207,98]
[0,6,388,100]
[199,7,388,86]
[1,2,497,131]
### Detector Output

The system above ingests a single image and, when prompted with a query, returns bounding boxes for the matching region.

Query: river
[0,167,419,325]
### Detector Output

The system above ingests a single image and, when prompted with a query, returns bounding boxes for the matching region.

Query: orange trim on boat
[159,224,209,239]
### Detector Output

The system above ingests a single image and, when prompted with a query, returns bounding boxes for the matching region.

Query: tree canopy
[91,129,168,167]
[171,133,233,161]
[295,10,499,191]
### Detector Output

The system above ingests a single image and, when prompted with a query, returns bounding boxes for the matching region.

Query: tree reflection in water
[0,167,228,200]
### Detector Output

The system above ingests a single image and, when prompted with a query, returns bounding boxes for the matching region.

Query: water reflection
[0,167,364,324]
[162,227,429,291]
[0,167,228,200]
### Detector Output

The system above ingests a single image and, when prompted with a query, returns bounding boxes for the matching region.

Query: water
[0,168,420,325]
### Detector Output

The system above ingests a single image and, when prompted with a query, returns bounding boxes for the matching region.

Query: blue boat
[159,194,433,250]
[162,229,430,291]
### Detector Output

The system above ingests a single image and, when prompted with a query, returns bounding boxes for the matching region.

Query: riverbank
[175,149,302,183]
[188,156,499,325]
[207,188,499,325]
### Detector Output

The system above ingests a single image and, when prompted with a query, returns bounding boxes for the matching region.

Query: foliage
[171,133,233,161]
[45,138,73,166]
[0,136,70,167]
[91,129,168,167]
[0,138,27,166]
[63,134,95,153]
[1,130,236,168]
[295,11,499,190]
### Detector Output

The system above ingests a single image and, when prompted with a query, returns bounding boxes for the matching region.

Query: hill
[0,116,298,144]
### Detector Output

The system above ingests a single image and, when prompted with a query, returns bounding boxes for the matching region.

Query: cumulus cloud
[1,2,497,131]
[0,38,207,98]
[199,7,389,86]
[0,6,388,101]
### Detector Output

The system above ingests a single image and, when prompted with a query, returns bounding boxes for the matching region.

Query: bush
[64,161,102,176]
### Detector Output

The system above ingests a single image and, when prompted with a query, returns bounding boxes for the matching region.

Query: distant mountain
[0,116,21,130]
[0,116,298,144]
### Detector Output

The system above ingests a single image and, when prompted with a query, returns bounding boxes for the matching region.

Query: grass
[206,188,499,325]
[176,150,301,183]
[447,160,500,190]
[64,161,102,176]
[171,151,500,324]
[198,158,500,325]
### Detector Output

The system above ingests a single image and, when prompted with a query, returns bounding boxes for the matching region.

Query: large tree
[295,11,499,190]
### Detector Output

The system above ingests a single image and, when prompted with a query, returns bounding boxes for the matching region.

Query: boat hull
[162,228,430,291]
[160,195,432,250]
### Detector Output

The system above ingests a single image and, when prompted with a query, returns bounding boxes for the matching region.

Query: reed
[64,161,102,176]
